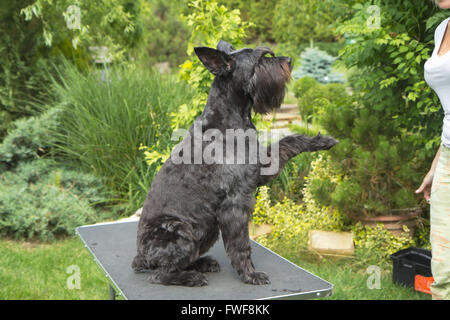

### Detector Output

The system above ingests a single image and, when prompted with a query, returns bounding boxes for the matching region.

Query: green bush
[336,0,447,160]
[5,159,112,208]
[138,0,190,68]
[292,47,345,83]
[218,0,277,42]
[267,151,318,204]
[0,0,55,139]
[253,185,348,249]
[293,77,319,98]
[0,159,114,241]
[255,158,418,260]
[294,80,350,126]
[308,84,421,217]
[272,0,336,45]
[176,0,251,130]
[0,108,61,171]
[0,0,141,139]
[51,62,193,210]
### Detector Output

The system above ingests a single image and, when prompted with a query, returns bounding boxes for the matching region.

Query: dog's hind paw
[148,270,209,287]
[190,256,221,273]
[183,271,209,287]
[242,271,270,285]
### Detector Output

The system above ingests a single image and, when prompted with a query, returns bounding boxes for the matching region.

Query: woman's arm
[415,144,442,201]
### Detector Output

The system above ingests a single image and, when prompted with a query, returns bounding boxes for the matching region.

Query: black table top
[76,220,333,300]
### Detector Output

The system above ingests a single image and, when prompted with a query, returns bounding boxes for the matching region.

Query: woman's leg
[430,144,450,300]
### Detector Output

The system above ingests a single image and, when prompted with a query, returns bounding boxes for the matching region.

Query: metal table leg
[109,284,117,300]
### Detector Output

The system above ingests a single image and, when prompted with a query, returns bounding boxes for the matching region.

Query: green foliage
[253,185,348,249]
[50,62,193,211]
[314,104,421,217]
[217,0,277,42]
[335,0,448,160]
[272,0,337,46]
[293,77,319,98]
[294,80,350,126]
[142,0,253,169]
[175,0,252,129]
[0,159,114,241]
[20,0,141,60]
[0,0,143,139]
[351,223,415,259]
[257,157,419,259]
[267,151,318,203]
[301,0,447,217]
[0,108,61,171]
[0,0,60,138]
[292,47,345,83]
[137,0,190,68]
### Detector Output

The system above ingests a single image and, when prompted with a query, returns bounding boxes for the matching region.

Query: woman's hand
[415,172,434,201]
[416,145,442,202]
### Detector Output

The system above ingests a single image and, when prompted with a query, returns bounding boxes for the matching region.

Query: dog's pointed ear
[217,40,235,54]
[194,47,234,76]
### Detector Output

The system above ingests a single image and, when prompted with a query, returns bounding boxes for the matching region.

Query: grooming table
[76,220,333,300]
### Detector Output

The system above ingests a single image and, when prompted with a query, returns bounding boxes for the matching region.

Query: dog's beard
[250,59,291,114]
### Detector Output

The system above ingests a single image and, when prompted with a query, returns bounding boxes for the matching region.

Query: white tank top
[424,17,450,148]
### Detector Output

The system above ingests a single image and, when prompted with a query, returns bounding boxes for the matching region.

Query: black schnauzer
[132,40,338,286]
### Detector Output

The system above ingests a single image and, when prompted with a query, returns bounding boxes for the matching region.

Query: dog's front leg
[258,133,338,186]
[217,197,270,285]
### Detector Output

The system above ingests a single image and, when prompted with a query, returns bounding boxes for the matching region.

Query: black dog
[132,40,338,286]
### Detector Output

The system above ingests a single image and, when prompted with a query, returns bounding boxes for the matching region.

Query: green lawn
[267,243,430,300]
[0,237,430,300]
[0,238,110,299]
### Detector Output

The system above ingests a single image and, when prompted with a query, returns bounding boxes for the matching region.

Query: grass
[266,242,431,300]
[0,237,110,299]
[0,237,430,300]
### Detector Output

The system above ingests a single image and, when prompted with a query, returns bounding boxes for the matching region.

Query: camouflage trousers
[430,144,450,300]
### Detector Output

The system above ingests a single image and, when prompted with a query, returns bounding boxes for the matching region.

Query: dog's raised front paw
[242,271,270,285]
[312,133,338,151]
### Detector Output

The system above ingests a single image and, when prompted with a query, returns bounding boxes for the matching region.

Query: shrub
[293,77,319,98]
[292,47,345,83]
[138,0,190,68]
[253,185,347,249]
[0,108,61,171]
[1,0,141,139]
[294,80,350,126]
[217,0,277,42]
[176,0,251,130]
[0,182,96,241]
[141,0,254,169]
[351,223,415,260]
[255,181,417,261]
[272,0,337,45]
[0,159,114,241]
[312,88,422,217]
[335,0,446,160]
[0,0,55,139]
[267,151,318,204]
[51,62,193,211]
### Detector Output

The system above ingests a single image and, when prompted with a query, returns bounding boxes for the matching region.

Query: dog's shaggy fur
[132,41,338,286]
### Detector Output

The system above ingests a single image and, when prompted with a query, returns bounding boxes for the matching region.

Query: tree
[307,0,449,217]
